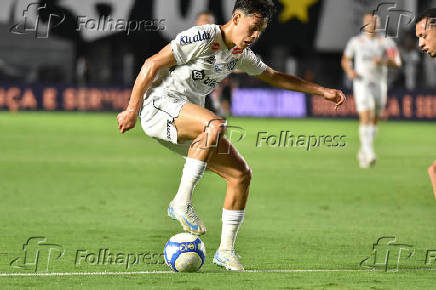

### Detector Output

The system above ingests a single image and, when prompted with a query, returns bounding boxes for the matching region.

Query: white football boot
[358,149,370,168]
[168,201,206,235]
[213,249,244,271]
[367,150,377,167]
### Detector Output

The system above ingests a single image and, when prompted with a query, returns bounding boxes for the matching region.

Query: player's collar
[361,32,382,41]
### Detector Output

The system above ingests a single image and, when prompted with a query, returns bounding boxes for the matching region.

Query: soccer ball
[163,233,206,272]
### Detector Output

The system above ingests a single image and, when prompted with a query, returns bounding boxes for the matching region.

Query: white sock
[367,125,377,155]
[219,208,245,251]
[369,125,378,141]
[172,158,207,205]
[359,124,371,154]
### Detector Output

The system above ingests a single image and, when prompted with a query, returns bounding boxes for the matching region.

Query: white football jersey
[344,33,398,84]
[146,24,268,106]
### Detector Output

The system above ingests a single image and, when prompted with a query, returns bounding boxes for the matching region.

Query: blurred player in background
[196,10,216,26]
[117,0,345,271]
[342,14,402,168]
[415,8,436,198]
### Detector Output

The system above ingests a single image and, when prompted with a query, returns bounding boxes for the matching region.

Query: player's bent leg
[207,137,251,271]
[168,103,227,236]
[174,102,227,162]
[207,137,252,211]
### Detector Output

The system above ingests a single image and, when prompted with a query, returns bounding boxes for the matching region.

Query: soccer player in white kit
[117,0,345,270]
[342,14,402,168]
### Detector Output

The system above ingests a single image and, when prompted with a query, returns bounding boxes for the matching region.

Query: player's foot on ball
[167,201,206,235]
[213,249,244,271]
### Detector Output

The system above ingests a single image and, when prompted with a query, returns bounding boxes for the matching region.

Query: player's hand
[322,88,346,111]
[346,70,360,80]
[117,110,137,134]
[373,58,386,66]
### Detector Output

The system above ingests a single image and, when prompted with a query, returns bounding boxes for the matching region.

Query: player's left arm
[256,67,346,109]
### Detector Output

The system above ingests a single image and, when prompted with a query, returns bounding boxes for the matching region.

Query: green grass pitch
[0,112,435,289]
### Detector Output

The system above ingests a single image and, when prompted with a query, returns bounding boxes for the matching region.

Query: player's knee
[233,165,252,186]
[205,119,227,144]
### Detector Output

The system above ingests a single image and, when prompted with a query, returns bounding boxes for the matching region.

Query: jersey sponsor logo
[203,76,217,88]
[192,70,205,81]
[180,31,211,45]
[205,56,216,65]
[214,64,225,72]
[192,70,217,88]
[211,42,220,50]
[226,59,239,71]
[166,120,172,141]
[231,48,244,55]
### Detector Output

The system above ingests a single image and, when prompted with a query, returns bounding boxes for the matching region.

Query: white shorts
[140,91,192,156]
[353,81,387,116]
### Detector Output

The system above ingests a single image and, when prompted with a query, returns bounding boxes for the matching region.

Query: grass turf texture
[0,112,435,289]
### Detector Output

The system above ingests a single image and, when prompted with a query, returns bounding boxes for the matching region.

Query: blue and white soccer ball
[164,233,206,272]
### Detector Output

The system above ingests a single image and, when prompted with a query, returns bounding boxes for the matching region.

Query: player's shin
[219,208,245,251]
[369,125,378,143]
[359,124,371,153]
[172,157,207,205]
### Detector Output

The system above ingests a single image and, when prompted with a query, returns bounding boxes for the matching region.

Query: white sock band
[219,209,245,251]
[359,124,372,153]
[173,158,207,205]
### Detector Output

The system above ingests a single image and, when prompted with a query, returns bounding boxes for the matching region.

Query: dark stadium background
[0,0,435,118]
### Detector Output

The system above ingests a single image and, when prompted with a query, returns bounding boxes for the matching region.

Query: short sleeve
[343,38,356,58]
[236,49,268,76]
[384,38,399,58]
[170,25,214,65]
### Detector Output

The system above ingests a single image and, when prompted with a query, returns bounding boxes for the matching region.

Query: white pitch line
[1,268,436,277]
[0,271,174,277]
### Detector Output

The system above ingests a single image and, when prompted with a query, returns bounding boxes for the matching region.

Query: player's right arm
[117,44,176,134]
[341,55,359,80]
[341,38,360,80]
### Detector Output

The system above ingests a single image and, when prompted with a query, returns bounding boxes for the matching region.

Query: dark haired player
[416,8,436,58]
[415,9,436,198]
[117,0,345,270]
